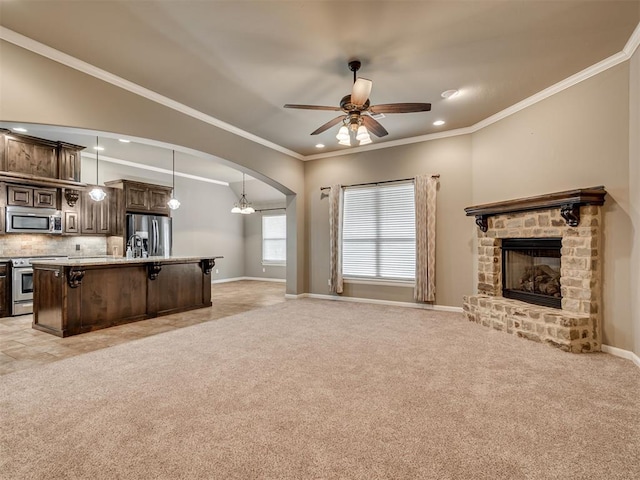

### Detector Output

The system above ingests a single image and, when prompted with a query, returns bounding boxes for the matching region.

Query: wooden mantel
[464,186,607,232]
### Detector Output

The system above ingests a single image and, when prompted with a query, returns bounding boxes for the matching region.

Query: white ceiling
[0,1,637,158]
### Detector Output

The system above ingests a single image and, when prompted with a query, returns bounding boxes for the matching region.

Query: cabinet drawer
[7,185,32,206]
[7,186,57,208]
[33,188,57,208]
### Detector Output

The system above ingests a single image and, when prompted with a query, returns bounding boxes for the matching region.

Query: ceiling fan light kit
[285,59,431,148]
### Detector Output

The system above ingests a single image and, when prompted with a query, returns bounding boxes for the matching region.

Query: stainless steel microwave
[5,206,63,234]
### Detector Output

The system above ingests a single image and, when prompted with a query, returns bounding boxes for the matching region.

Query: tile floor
[0,280,286,376]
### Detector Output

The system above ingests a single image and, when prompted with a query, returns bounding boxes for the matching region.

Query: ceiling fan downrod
[348,60,361,83]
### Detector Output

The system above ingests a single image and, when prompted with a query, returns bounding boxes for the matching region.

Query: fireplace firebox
[502,238,562,309]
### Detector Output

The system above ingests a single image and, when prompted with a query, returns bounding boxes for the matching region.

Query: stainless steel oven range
[11,256,68,316]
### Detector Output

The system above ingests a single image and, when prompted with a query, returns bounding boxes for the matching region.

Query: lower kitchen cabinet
[0,263,9,318]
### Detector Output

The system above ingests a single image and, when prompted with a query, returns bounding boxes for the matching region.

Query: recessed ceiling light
[93,146,105,151]
[433,120,446,126]
[12,127,27,133]
[118,139,130,143]
[315,143,325,149]
[441,89,460,99]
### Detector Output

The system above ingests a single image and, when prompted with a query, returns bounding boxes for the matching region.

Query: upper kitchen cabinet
[3,135,58,179]
[106,179,172,215]
[58,143,83,182]
[0,130,85,184]
[80,186,115,235]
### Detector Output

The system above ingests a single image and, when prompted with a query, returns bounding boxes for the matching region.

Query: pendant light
[167,150,180,210]
[88,136,107,202]
[231,173,254,214]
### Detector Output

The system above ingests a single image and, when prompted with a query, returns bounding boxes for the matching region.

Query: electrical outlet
[215,269,219,274]
[262,268,266,273]
[328,279,331,286]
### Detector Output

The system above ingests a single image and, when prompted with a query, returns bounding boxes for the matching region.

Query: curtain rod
[320,174,439,191]
[255,207,286,212]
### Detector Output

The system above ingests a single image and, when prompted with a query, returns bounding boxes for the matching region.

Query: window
[262,214,286,265]
[342,182,415,281]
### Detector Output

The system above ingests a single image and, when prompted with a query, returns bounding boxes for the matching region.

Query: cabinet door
[96,197,111,234]
[33,188,57,208]
[32,144,58,178]
[80,189,98,234]
[0,264,8,318]
[7,185,33,206]
[6,138,57,178]
[80,187,112,235]
[58,147,82,182]
[125,184,149,211]
[65,211,79,234]
[148,187,170,214]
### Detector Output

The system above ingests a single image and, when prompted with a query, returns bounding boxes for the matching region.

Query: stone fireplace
[463,187,606,353]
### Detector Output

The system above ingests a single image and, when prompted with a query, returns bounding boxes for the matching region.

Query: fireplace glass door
[502,238,562,309]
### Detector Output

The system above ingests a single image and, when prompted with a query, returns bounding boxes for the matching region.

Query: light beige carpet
[1,299,639,479]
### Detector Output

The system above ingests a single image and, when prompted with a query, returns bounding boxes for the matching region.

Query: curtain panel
[414,175,438,302]
[329,184,344,294]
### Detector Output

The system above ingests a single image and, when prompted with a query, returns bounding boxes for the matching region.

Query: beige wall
[2,37,638,354]
[304,135,474,307]
[629,0,639,359]
[0,40,306,294]
[471,62,634,351]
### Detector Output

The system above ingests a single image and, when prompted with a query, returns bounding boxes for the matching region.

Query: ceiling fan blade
[310,115,346,135]
[351,78,372,106]
[284,104,342,111]
[362,115,389,137]
[369,103,432,114]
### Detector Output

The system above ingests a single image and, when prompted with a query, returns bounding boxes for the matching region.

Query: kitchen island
[31,256,222,337]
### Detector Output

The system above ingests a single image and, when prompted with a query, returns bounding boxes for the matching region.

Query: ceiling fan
[284,60,431,146]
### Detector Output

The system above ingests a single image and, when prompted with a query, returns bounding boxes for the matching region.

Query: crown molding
[82,152,229,186]
[2,21,639,162]
[0,26,304,162]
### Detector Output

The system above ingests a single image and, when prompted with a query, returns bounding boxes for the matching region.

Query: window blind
[262,214,286,265]
[342,182,415,280]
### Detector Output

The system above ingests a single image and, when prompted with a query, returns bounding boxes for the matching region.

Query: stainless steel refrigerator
[126,214,172,257]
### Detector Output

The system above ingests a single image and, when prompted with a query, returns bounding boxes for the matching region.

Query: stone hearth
[463,187,606,353]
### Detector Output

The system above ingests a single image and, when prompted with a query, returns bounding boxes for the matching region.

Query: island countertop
[31,255,223,267]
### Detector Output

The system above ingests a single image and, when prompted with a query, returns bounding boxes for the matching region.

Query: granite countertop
[31,255,223,267]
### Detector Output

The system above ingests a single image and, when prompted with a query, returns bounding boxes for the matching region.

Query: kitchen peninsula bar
[31,256,222,337]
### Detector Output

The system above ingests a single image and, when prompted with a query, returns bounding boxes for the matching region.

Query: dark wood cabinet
[58,145,82,182]
[0,130,85,184]
[65,211,79,234]
[148,187,171,213]
[0,263,9,318]
[108,180,172,215]
[7,185,57,208]
[125,183,149,211]
[5,136,58,179]
[80,187,112,235]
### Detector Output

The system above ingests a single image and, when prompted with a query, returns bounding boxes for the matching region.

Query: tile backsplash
[0,235,109,257]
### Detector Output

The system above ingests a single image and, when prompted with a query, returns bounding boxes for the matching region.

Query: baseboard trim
[297,293,463,313]
[601,344,640,368]
[212,276,286,284]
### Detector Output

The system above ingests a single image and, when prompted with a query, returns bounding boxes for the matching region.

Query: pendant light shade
[167,150,180,210]
[88,136,107,202]
[231,173,254,214]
